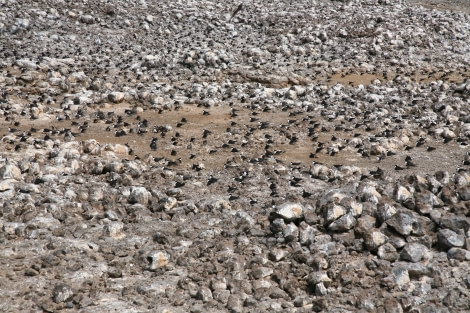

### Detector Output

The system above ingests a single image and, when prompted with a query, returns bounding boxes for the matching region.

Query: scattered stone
[441,128,456,140]
[226,294,243,313]
[440,215,470,233]
[251,266,274,279]
[25,268,39,276]
[386,211,428,236]
[377,202,397,224]
[196,287,213,303]
[377,243,399,261]
[363,229,388,251]
[80,15,95,24]
[307,272,332,288]
[355,215,377,236]
[108,92,125,103]
[299,222,317,246]
[107,267,123,278]
[400,243,428,263]
[327,212,356,232]
[206,198,231,211]
[269,249,289,262]
[1,0,470,311]
[324,204,346,225]
[104,222,125,239]
[447,248,470,261]
[270,218,286,233]
[396,185,413,203]
[458,187,470,201]
[128,186,150,205]
[212,290,230,304]
[0,161,21,180]
[283,223,299,242]
[437,229,465,250]
[383,298,403,313]
[390,267,410,289]
[440,187,458,205]
[315,282,328,296]
[147,251,170,270]
[52,284,74,303]
[356,294,375,310]
[312,298,328,312]
[275,203,303,222]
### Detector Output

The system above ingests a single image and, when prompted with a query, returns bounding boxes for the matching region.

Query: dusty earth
[0,0,470,312]
[410,0,470,14]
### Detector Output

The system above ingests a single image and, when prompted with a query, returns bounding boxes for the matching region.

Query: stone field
[0,0,470,312]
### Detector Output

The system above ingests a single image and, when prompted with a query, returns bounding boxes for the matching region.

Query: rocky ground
[1,0,470,312]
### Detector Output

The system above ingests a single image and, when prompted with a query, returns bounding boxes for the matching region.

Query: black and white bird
[394,165,405,171]
[207,175,218,186]
[405,156,417,167]
[150,138,157,151]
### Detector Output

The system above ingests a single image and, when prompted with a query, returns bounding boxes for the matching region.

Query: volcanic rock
[437,229,465,250]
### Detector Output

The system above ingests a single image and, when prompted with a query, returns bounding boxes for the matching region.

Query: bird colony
[1,0,470,312]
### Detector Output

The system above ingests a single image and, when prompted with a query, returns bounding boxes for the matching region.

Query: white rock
[396,186,412,202]
[308,271,332,287]
[145,15,154,23]
[364,230,388,251]
[196,287,213,303]
[83,139,101,155]
[251,266,274,279]
[80,15,95,24]
[299,223,316,246]
[162,197,177,210]
[252,279,271,290]
[315,282,328,296]
[276,203,303,222]
[447,248,470,261]
[441,128,456,139]
[0,179,15,191]
[283,223,299,242]
[377,202,397,223]
[104,144,129,155]
[377,243,398,261]
[391,267,410,289]
[207,198,231,211]
[108,92,125,103]
[269,249,289,262]
[327,212,356,232]
[359,183,382,204]
[3,222,25,235]
[400,243,428,263]
[27,216,61,230]
[0,162,22,180]
[147,251,170,270]
[15,58,37,69]
[128,186,150,205]
[341,198,363,217]
[325,204,346,224]
[437,228,465,250]
[104,222,125,239]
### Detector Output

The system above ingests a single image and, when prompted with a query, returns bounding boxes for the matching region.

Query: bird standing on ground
[405,156,417,167]
[394,165,405,171]
[150,138,157,151]
[377,151,386,162]
[207,175,218,186]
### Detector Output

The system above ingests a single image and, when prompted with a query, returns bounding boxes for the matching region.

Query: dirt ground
[408,0,470,14]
